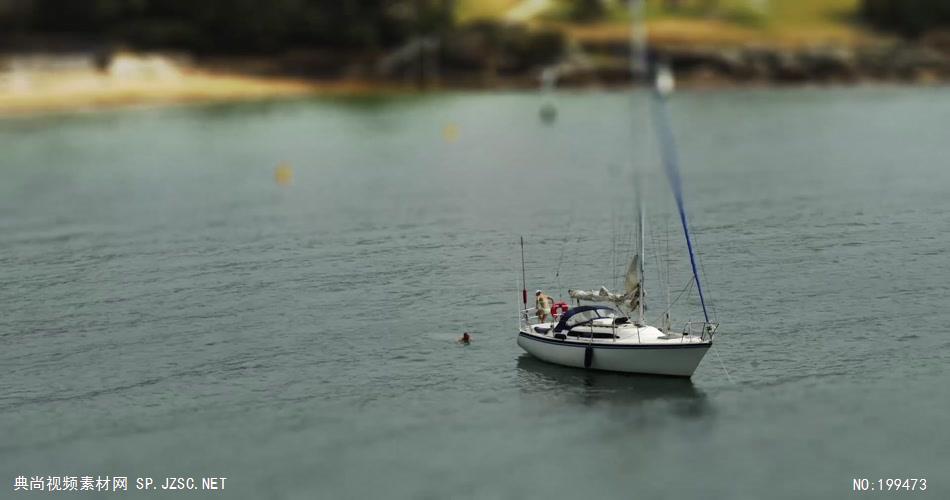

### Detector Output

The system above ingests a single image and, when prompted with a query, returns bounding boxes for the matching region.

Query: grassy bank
[540,0,875,48]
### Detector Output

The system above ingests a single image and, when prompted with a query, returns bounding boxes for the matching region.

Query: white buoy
[656,64,675,97]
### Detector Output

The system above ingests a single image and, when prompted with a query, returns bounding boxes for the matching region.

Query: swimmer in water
[458,332,471,345]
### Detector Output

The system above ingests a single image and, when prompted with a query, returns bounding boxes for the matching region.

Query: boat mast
[636,181,645,325]
[520,236,527,307]
[630,0,647,326]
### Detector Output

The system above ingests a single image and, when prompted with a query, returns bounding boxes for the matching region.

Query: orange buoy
[275,162,293,186]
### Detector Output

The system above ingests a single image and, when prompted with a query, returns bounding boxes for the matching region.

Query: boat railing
[682,321,719,341]
[520,307,539,326]
[519,307,567,328]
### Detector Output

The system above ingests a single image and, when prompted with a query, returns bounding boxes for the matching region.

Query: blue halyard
[650,90,710,324]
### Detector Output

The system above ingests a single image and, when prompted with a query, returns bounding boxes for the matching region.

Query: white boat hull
[517,331,710,377]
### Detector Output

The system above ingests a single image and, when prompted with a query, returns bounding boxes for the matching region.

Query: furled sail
[569,286,623,303]
[569,255,642,312]
[624,254,641,299]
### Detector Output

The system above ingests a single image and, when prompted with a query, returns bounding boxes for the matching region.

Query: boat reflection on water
[516,354,711,418]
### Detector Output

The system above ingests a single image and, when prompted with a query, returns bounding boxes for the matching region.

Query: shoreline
[4,4,950,117]
[2,57,949,118]
[0,70,407,118]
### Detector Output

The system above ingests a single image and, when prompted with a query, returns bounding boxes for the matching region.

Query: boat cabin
[553,305,628,330]
[529,305,630,339]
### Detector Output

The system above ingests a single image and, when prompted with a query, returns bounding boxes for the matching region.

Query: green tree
[862,0,950,37]
[2,0,456,53]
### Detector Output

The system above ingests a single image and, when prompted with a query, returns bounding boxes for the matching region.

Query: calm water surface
[2,88,949,499]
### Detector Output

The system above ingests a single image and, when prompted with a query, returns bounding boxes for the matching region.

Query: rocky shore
[566,39,950,86]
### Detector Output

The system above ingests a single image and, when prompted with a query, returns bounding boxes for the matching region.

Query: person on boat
[458,332,471,345]
[535,290,553,323]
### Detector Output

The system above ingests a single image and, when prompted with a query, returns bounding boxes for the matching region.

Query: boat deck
[525,322,708,346]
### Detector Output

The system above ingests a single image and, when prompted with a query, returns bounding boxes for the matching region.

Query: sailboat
[516,2,718,378]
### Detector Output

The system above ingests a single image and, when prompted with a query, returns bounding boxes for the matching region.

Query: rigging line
[620,215,627,287]
[662,212,671,327]
[696,247,718,322]
[572,232,583,284]
[651,92,710,324]
[611,213,617,290]
[712,345,735,385]
[635,173,646,323]
[553,215,573,277]
[616,213,624,288]
[649,220,666,311]
[554,236,581,289]
[693,232,719,322]
[665,215,671,308]
[605,211,614,289]
[554,236,571,291]
[616,212,625,291]
[554,268,563,298]
[618,216,633,281]
[559,236,583,299]
[627,217,636,261]
[520,236,527,307]
[653,276,693,326]
[648,224,662,319]
[610,213,623,291]
[617,223,623,275]
[553,208,577,296]
[628,0,710,324]
[516,275,523,328]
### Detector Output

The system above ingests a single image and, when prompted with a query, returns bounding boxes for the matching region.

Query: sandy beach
[0,53,406,117]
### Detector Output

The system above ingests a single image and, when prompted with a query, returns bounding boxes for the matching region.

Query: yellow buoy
[275,162,293,186]
[442,123,459,143]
